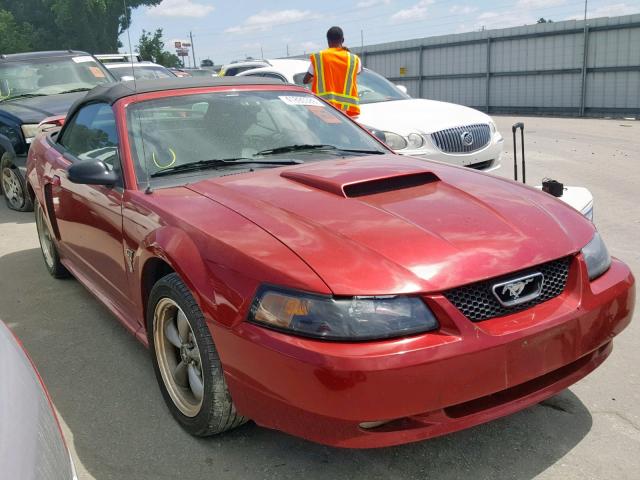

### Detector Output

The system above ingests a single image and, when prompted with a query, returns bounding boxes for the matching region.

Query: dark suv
[0,50,114,211]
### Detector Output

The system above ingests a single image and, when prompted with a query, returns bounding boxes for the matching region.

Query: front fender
[137,226,212,325]
[0,134,15,158]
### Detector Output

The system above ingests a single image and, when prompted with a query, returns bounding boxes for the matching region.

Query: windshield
[357,70,410,104]
[293,69,409,105]
[0,55,111,99]
[109,66,175,81]
[127,90,387,184]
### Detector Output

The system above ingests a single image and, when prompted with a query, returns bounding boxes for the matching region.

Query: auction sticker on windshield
[72,56,95,63]
[279,96,324,107]
[89,67,106,78]
[307,106,341,124]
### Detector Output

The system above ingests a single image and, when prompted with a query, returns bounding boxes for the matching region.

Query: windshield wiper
[332,148,386,155]
[256,144,385,156]
[0,93,48,102]
[256,144,338,156]
[150,158,302,178]
[57,88,93,95]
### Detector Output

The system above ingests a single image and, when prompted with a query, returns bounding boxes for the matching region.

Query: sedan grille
[431,124,491,154]
[443,257,571,322]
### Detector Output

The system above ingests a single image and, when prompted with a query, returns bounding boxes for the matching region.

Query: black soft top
[0,50,90,62]
[80,77,286,106]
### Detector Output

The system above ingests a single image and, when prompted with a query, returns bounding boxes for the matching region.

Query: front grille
[431,124,491,153]
[443,257,571,322]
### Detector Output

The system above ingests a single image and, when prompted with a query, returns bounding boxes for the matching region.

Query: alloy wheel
[35,203,55,269]
[153,298,205,417]
[1,167,24,209]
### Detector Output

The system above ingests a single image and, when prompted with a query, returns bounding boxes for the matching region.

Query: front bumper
[215,256,634,448]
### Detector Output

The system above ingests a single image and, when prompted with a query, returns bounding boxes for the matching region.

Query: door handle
[44,175,61,187]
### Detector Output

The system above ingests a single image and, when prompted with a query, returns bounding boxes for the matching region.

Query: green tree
[0,9,32,53]
[0,0,161,53]
[137,29,181,68]
[537,17,553,23]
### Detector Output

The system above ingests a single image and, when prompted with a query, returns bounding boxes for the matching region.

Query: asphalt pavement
[0,115,638,479]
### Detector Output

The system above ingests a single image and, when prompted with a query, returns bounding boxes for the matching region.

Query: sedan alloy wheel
[2,166,24,210]
[154,298,205,417]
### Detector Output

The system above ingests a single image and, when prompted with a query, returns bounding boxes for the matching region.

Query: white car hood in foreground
[358,98,492,135]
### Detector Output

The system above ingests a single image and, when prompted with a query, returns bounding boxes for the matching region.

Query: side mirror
[120,75,135,82]
[396,84,408,94]
[67,160,118,186]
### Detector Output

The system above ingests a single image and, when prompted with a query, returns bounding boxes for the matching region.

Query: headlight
[489,121,496,135]
[406,133,425,149]
[249,287,439,341]
[581,232,611,280]
[381,131,408,150]
[21,124,39,143]
[581,203,594,222]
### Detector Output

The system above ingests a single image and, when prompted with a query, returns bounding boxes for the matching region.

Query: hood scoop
[281,170,439,198]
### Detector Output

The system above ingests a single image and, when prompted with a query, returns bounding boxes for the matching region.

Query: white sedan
[234,59,503,171]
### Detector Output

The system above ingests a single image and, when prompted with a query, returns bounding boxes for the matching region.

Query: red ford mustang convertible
[27,78,634,448]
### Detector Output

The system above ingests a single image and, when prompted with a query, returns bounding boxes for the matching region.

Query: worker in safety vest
[303,26,362,117]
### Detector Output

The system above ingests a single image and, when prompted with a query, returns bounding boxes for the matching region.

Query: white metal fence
[351,14,640,117]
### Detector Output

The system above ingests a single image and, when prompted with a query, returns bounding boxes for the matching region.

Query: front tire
[35,201,69,278]
[147,273,246,436]
[1,156,33,212]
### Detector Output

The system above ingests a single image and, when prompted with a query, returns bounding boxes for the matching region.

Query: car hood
[358,98,492,135]
[188,156,594,295]
[0,91,86,124]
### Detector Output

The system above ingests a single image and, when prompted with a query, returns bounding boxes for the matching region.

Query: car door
[46,103,134,317]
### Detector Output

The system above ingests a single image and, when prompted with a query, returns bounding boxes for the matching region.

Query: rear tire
[35,201,69,278]
[1,156,33,212]
[147,273,246,436]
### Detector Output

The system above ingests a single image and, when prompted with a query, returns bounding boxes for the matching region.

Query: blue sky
[122,0,638,65]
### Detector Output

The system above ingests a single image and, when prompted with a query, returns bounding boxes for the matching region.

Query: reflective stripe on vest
[311,49,360,116]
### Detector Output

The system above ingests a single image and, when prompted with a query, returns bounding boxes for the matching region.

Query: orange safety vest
[310,48,360,117]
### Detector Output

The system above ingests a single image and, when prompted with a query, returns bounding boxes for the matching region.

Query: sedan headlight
[21,124,39,144]
[581,232,611,280]
[381,131,408,150]
[489,121,496,135]
[406,133,425,149]
[249,287,439,341]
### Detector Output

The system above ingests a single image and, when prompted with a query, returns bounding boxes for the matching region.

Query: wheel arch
[140,256,176,325]
[0,135,15,160]
[137,227,213,334]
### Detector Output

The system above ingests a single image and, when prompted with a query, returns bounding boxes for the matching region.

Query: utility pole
[361,29,364,50]
[190,31,196,68]
[260,45,264,59]
[286,44,289,57]
[583,0,588,22]
[579,0,589,116]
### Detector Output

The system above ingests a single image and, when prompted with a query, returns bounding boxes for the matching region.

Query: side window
[59,103,122,185]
